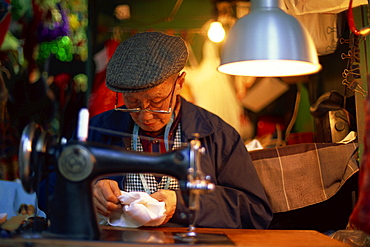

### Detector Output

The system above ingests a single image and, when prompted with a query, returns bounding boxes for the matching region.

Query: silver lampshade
[218,0,322,77]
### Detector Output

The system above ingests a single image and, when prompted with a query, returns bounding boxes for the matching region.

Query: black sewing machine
[18,109,214,241]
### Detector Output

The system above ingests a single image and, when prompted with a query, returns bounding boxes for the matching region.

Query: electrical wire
[89,126,190,147]
[284,83,302,144]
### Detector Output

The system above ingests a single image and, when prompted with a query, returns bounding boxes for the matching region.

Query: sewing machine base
[4,227,349,247]
[100,227,233,245]
[16,227,233,245]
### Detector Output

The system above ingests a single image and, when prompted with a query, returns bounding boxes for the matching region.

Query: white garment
[292,13,338,56]
[245,139,263,151]
[185,39,243,135]
[283,0,368,15]
[108,191,166,228]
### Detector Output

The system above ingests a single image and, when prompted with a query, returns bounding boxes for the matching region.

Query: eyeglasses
[114,76,178,114]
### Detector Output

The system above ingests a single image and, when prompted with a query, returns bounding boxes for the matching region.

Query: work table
[1,226,351,247]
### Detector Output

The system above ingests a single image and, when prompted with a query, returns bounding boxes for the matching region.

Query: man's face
[123,74,181,132]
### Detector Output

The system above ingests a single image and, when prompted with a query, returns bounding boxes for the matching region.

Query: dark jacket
[87,97,272,229]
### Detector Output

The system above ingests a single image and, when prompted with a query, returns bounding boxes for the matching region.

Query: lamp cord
[284,83,302,145]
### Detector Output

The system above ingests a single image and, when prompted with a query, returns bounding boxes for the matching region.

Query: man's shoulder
[90,109,115,124]
[89,108,132,131]
[181,98,236,138]
[182,98,231,126]
[87,109,133,142]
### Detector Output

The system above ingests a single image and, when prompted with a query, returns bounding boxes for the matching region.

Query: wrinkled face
[123,73,184,132]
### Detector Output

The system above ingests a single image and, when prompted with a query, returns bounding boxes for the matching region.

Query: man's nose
[139,110,154,120]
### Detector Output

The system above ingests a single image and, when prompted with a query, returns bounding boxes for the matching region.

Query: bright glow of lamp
[218,0,322,77]
[208,21,226,43]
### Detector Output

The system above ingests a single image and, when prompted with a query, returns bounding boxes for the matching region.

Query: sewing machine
[18,109,214,240]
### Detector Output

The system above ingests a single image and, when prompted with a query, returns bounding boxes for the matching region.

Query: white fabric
[293,13,338,56]
[108,191,166,228]
[283,0,368,15]
[245,139,263,151]
[185,39,243,135]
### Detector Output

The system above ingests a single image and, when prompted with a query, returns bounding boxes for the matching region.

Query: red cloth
[54,73,71,110]
[22,0,45,74]
[0,0,11,48]
[88,39,124,118]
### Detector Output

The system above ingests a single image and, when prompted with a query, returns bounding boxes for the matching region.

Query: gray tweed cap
[106,32,189,93]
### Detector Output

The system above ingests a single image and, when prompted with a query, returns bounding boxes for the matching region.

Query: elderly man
[90,31,272,229]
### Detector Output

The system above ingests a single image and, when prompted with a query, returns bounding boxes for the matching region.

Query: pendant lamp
[218,0,322,77]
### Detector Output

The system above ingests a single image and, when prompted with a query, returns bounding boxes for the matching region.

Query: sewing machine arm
[45,141,191,239]
[19,122,214,240]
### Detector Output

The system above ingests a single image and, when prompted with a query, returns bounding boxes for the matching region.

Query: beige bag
[284,0,368,15]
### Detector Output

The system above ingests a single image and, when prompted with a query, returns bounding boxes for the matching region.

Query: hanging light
[218,0,322,77]
[208,21,226,43]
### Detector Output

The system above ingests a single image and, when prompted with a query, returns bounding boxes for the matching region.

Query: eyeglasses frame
[114,75,179,114]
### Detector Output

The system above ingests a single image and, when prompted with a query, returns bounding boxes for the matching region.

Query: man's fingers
[93,186,105,205]
[102,188,120,204]
[151,189,177,225]
[93,180,122,216]
[94,197,110,216]
[99,180,121,204]
[94,197,122,216]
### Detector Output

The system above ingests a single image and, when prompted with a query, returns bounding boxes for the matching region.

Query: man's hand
[150,189,177,225]
[93,179,122,217]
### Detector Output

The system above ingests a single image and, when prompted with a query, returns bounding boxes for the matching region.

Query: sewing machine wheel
[19,122,48,193]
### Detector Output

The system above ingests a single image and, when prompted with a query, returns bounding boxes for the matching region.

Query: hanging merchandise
[0,32,20,51]
[0,0,11,48]
[284,0,368,15]
[67,11,88,61]
[37,36,73,64]
[53,72,71,110]
[341,34,367,97]
[292,13,338,56]
[185,39,246,137]
[0,0,10,22]
[35,0,87,64]
[37,2,69,42]
[88,38,123,118]
[0,64,19,177]
[36,1,72,63]
[36,0,87,64]
[10,0,33,22]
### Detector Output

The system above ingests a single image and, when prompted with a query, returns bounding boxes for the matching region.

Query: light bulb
[207,21,226,43]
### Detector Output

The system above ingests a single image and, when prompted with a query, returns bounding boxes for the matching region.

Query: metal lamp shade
[218,0,322,77]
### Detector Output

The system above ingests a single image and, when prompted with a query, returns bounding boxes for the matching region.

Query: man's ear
[177,71,186,89]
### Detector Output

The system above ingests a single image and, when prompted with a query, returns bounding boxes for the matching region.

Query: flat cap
[106,32,188,93]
